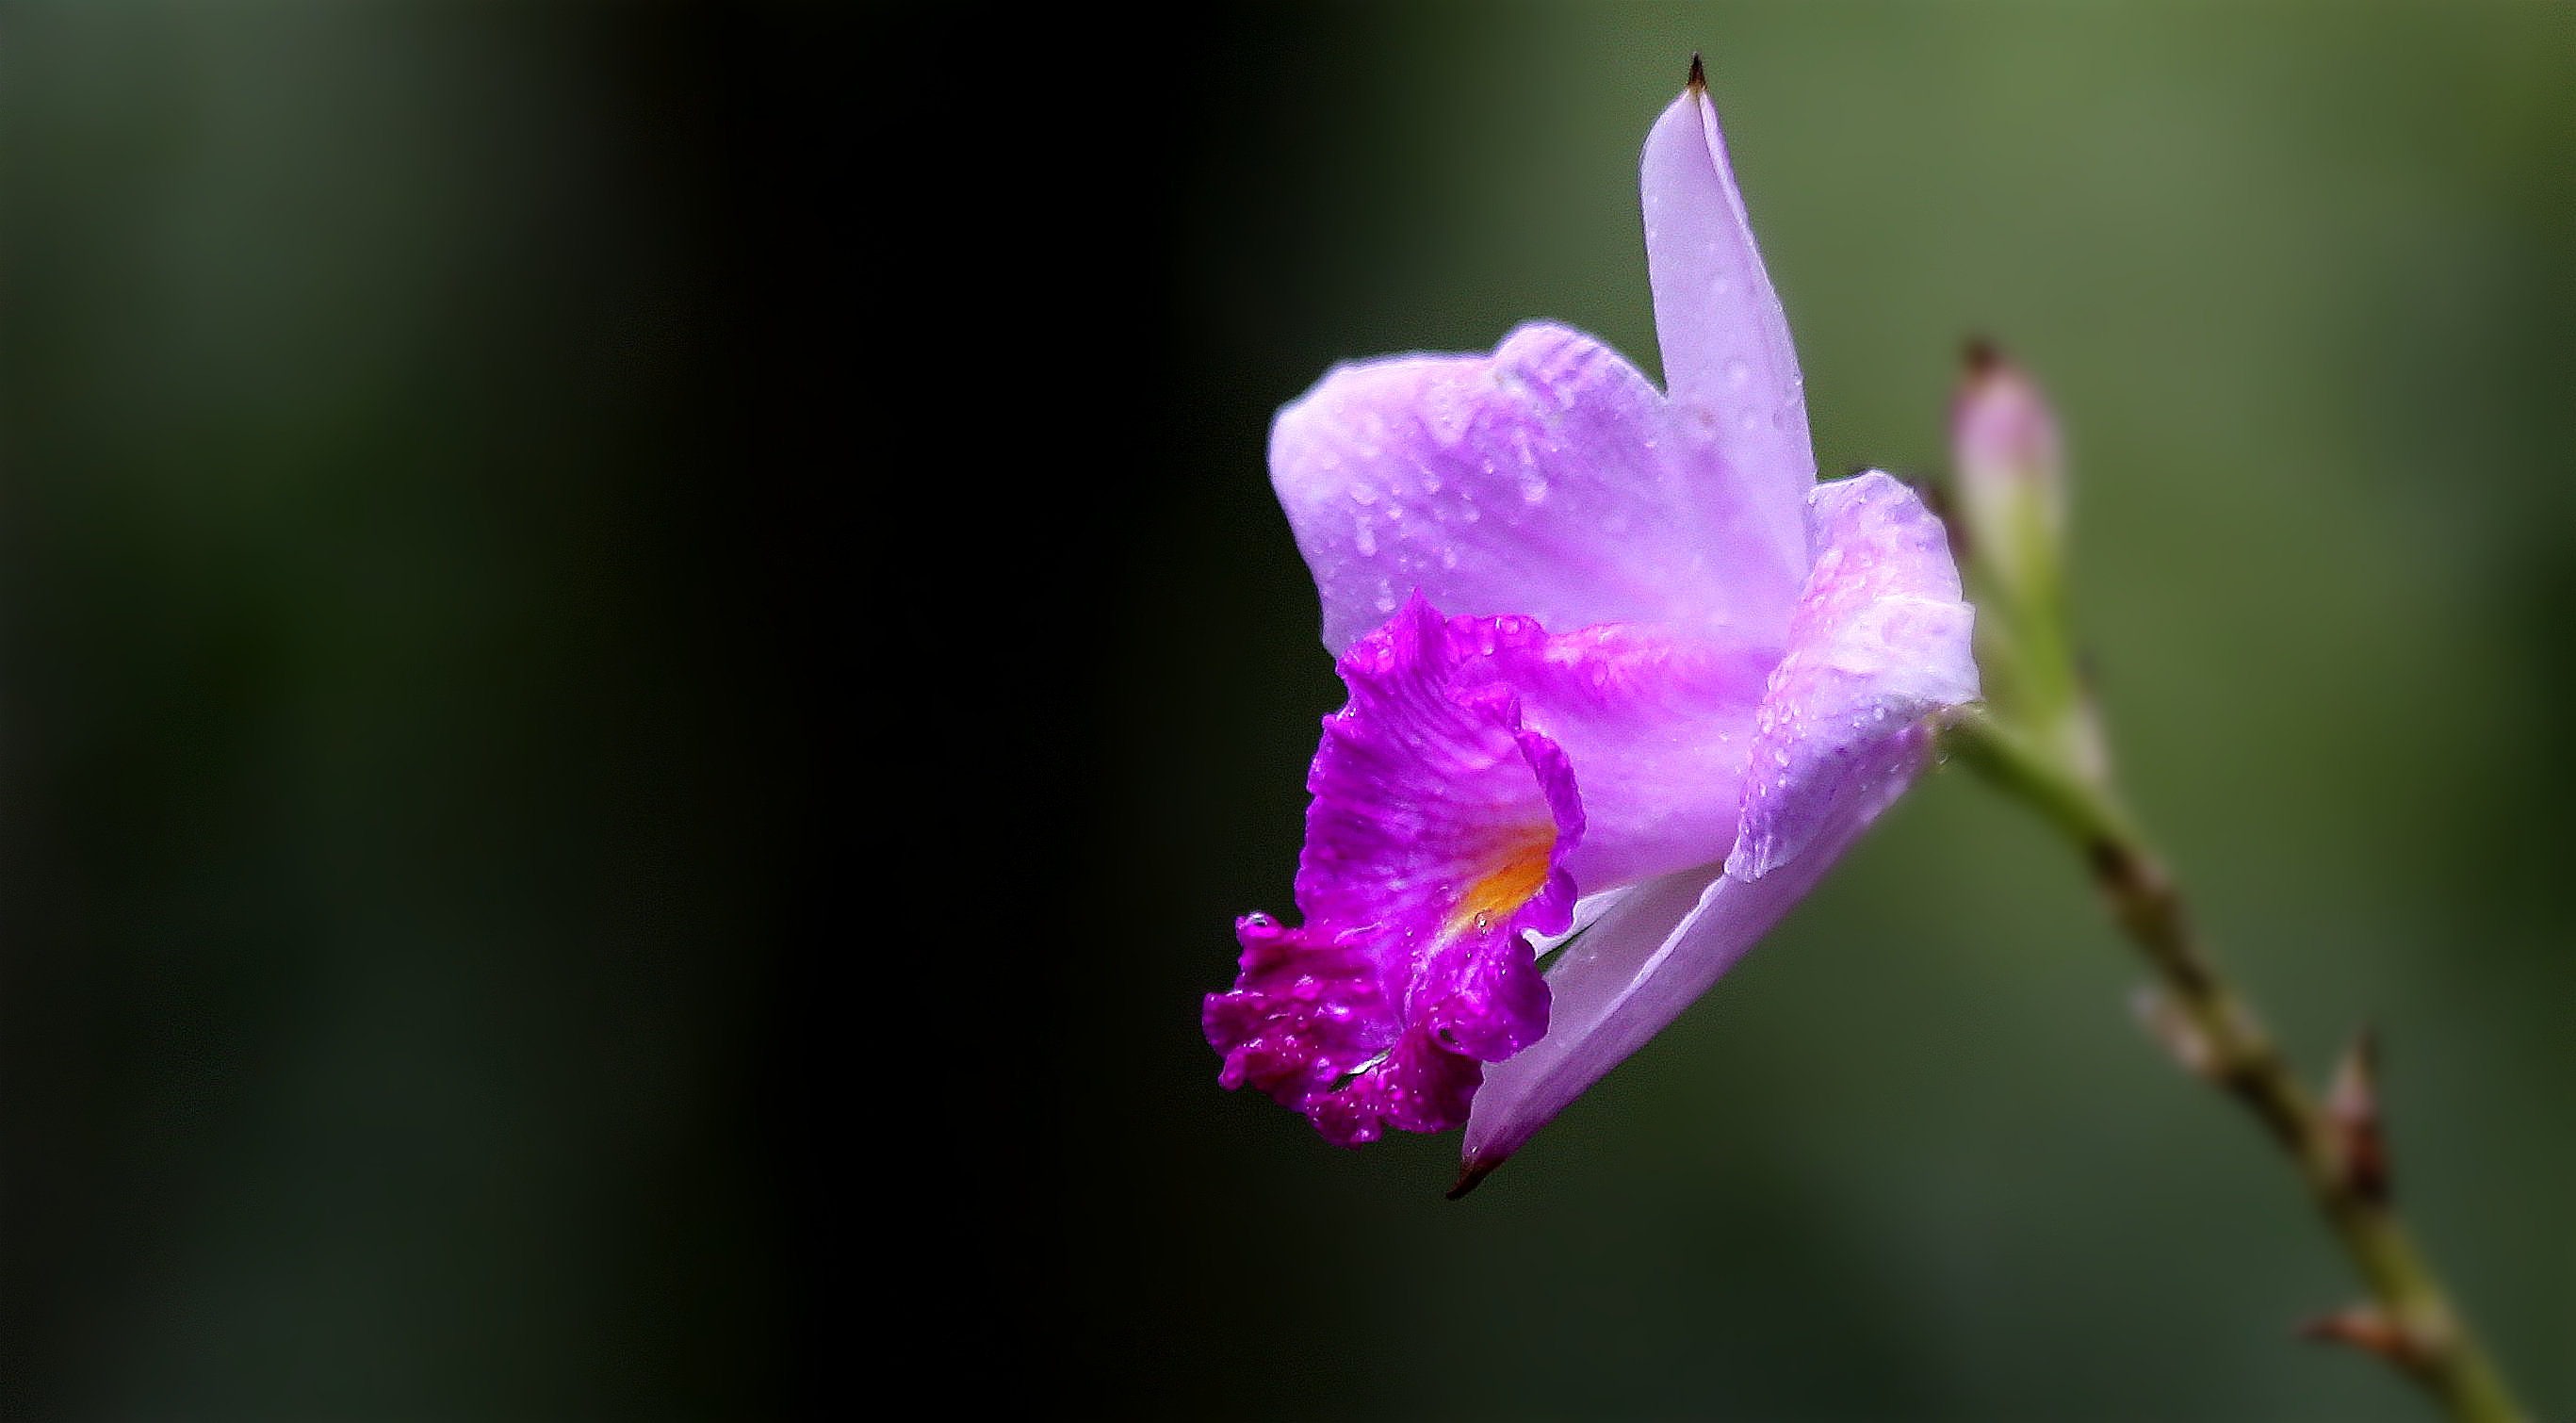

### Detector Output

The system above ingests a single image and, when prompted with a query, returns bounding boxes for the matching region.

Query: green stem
[1940,706,2529,1423]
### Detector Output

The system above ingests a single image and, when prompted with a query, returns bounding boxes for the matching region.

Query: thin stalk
[1940,706,2528,1423]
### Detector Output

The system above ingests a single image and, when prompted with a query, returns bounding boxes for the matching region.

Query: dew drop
[1355,522,1378,556]
[1439,546,1459,571]
[1349,483,1378,505]
[1725,358,1751,390]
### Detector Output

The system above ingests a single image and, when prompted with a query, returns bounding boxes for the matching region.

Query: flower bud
[1952,339,2065,608]
[1949,341,2103,778]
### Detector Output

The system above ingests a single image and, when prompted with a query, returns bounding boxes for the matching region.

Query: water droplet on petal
[1725,358,1751,390]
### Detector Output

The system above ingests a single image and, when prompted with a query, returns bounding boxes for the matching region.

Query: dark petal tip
[1962,335,2003,376]
[1445,1155,1503,1201]
[1687,54,1706,91]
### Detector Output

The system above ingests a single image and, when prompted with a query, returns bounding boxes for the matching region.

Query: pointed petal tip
[2297,1304,2425,1366]
[2328,1023,2389,1204]
[1445,1154,1504,1201]
[1686,53,1706,92]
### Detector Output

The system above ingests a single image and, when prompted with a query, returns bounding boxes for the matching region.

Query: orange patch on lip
[1441,826,1557,940]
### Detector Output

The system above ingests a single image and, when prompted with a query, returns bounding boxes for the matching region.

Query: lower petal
[1458,758,1916,1183]
[1458,472,1978,1181]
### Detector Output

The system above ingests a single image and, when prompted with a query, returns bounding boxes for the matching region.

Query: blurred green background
[3,3,2571,1420]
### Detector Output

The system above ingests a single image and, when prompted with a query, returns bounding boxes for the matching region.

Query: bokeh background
[3,3,2570,1420]
[2,5,842,1416]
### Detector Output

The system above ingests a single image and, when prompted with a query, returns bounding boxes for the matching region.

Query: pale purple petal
[1641,77,1811,587]
[1458,737,1918,1180]
[1206,598,1585,1146]
[1459,860,1722,1176]
[1475,619,1772,891]
[1729,472,1979,878]
[1457,472,1977,1179]
[1525,883,1638,961]
[1271,321,1806,657]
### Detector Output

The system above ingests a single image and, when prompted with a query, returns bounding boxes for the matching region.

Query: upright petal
[1641,69,1812,590]
[1273,322,1808,657]
[1459,472,1977,1180]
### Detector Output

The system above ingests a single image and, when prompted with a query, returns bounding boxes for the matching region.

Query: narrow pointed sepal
[2328,1024,2390,1204]
[2298,1304,2427,1369]
[1640,71,1813,586]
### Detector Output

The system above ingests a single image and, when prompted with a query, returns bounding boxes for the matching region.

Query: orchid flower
[1205,59,1980,1189]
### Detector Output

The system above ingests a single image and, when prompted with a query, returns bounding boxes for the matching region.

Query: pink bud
[1952,341,2065,600]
